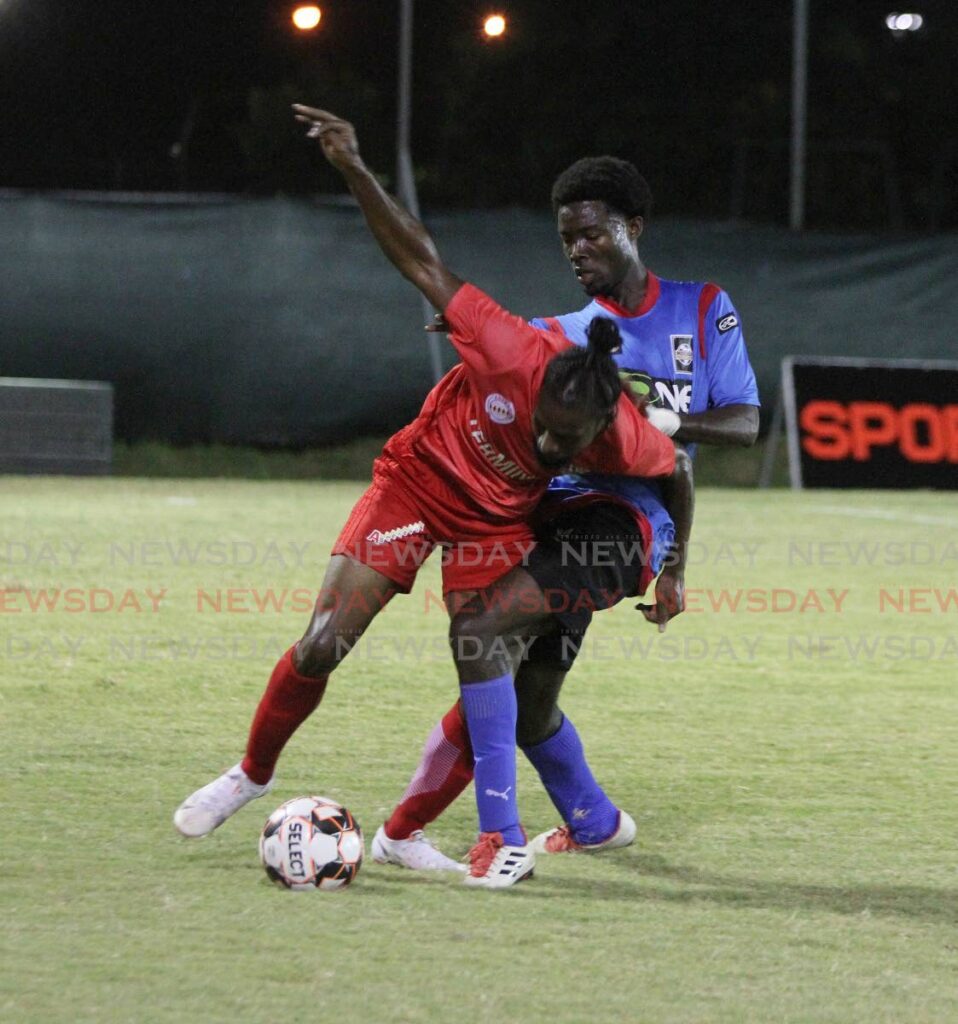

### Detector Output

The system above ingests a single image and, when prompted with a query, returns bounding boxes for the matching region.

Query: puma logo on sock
[484,786,512,801]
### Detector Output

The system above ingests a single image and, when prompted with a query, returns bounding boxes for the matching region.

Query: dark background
[3,197,954,445]
[2,0,955,230]
[2,1,956,456]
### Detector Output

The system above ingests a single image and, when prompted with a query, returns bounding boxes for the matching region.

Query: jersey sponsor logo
[620,370,656,400]
[717,313,739,333]
[484,392,516,425]
[366,521,425,544]
[468,420,536,482]
[671,334,694,375]
[619,370,692,414]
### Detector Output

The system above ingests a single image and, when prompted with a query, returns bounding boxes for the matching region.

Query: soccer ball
[259,795,364,892]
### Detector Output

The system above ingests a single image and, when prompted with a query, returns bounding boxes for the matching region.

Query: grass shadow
[530,852,958,926]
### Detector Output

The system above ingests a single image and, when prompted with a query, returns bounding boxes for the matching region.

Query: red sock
[241,646,328,785]
[384,702,475,839]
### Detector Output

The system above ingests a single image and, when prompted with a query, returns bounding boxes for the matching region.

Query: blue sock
[459,674,524,846]
[521,715,619,845]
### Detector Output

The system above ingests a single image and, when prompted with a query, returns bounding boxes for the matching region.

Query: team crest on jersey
[484,393,515,425]
[670,335,694,376]
[717,313,739,333]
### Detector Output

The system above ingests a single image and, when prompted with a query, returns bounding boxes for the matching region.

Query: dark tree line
[0,0,953,229]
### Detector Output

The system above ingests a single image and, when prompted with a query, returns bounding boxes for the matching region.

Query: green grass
[112,439,393,481]
[2,478,957,1024]
[112,436,785,487]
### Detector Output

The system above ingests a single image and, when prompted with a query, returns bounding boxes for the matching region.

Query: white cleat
[371,825,466,872]
[173,763,273,838]
[530,809,636,855]
[462,832,535,889]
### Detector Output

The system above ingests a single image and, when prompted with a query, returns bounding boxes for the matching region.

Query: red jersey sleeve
[443,283,559,376]
[576,393,677,477]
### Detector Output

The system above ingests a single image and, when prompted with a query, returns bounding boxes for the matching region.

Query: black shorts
[523,501,651,672]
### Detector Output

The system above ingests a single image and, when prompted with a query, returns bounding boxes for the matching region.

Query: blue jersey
[533,272,759,573]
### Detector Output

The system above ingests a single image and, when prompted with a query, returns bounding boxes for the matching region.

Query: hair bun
[586,317,622,359]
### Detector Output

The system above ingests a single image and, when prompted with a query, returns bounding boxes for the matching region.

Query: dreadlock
[542,317,624,421]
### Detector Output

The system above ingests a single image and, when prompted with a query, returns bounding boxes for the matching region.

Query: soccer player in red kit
[372,155,758,870]
[173,106,682,888]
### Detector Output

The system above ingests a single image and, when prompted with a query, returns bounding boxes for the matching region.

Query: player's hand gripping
[424,313,451,333]
[636,566,685,633]
[292,105,363,174]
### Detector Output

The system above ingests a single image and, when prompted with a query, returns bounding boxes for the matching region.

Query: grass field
[2,478,957,1024]
[111,436,782,487]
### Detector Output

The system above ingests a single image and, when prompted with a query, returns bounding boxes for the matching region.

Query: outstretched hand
[292,104,362,173]
[636,568,685,633]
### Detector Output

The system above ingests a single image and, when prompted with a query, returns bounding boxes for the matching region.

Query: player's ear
[628,216,644,242]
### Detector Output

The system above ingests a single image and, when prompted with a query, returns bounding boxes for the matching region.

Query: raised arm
[293,104,461,311]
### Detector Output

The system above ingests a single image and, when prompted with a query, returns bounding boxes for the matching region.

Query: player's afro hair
[551,156,653,221]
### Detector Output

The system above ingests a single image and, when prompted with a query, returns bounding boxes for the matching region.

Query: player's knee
[516,703,563,747]
[448,609,502,666]
[294,628,352,677]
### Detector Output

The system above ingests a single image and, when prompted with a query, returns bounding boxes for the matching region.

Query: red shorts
[332,465,537,595]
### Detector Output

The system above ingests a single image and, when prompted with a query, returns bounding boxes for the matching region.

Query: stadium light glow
[292,5,322,31]
[483,14,507,38]
[885,12,924,32]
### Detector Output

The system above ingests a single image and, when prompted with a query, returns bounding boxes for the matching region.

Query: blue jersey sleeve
[704,290,760,408]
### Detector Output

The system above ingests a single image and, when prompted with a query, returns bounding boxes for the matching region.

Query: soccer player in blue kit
[370,155,761,871]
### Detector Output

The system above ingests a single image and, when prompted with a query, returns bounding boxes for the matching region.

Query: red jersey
[378,283,675,539]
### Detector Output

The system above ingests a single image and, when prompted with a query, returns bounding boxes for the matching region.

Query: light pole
[789,0,809,231]
[287,2,440,380]
[396,0,444,384]
[396,0,417,214]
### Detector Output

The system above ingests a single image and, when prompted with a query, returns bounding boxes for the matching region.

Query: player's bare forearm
[673,404,759,447]
[660,446,693,573]
[637,446,691,630]
[292,104,461,311]
[341,163,461,308]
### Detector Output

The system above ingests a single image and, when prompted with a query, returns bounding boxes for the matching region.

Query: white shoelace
[194,774,244,811]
